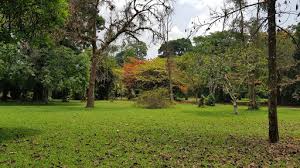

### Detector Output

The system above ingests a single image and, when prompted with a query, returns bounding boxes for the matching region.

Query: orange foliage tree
[122,58,145,97]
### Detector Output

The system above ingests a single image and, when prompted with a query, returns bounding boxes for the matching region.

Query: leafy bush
[198,95,205,107]
[136,88,171,109]
[205,94,215,106]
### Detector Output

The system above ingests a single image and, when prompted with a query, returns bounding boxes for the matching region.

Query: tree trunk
[86,46,98,108]
[267,0,279,143]
[86,4,98,108]
[1,87,8,101]
[208,83,217,101]
[238,0,245,43]
[20,90,28,101]
[233,99,238,115]
[248,74,258,110]
[32,83,48,103]
[127,88,136,100]
[248,0,261,110]
[10,87,21,100]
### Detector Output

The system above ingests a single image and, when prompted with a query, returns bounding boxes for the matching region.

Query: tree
[122,57,186,99]
[229,0,247,42]
[115,41,148,66]
[0,0,70,102]
[192,31,240,98]
[95,56,118,100]
[83,0,171,108]
[40,47,90,102]
[122,58,145,99]
[246,17,264,110]
[267,0,279,143]
[136,58,185,91]
[222,46,265,114]
[190,0,299,143]
[0,0,68,44]
[176,52,204,103]
[193,31,240,55]
[290,24,300,103]
[0,43,33,101]
[0,42,89,102]
[158,38,193,57]
[276,31,297,103]
[136,58,169,90]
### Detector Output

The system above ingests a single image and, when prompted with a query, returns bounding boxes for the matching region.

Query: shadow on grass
[0,100,81,107]
[0,127,40,143]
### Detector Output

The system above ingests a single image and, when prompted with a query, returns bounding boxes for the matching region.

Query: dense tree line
[0,0,90,102]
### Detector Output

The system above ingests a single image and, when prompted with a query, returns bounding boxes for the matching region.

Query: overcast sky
[146,0,222,58]
[144,0,299,58]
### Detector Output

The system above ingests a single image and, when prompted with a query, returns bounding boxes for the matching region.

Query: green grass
[0,101,299,167]
[239,98,268,103]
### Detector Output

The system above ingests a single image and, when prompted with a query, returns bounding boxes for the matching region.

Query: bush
[136,88,171,109]
[205,94,215,106]
[198,95,205,107]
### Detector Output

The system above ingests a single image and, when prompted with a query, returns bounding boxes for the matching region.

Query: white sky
[144,0,300,58]
[99,0,299,58]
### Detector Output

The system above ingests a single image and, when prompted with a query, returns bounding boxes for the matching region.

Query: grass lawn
[0,101,299,167]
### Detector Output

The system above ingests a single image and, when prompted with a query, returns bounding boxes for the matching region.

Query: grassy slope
[0,101,299,167]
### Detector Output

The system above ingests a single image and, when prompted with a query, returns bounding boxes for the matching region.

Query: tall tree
[158,38,192,57]
[0,0,69,102]
[82,0,171,108]
[158,5,174,101]
[115,41,148,66]
[0,0,68,44]
[192,31,240,98]
[246,0,263,110]
[267,0,279,143]
[190,0,298,143]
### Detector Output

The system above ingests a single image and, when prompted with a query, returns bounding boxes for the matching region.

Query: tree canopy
[158,38,192,57]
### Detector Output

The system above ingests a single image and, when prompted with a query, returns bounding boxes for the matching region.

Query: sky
[146,0,224,58]
[100,0,299,58]
[144,0,300,58]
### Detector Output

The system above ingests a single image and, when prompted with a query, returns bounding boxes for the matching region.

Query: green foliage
[116,41,148,65]
[96,16,106,30]
[178,31,269,105]
[136,58,168,90]
[0,43,33,85]
[176,31,243,98]
[136,88,171,109]
[276,28,300,105]
[158,38,192,57]
[95,56,119,100]
[176,52,204,96]
[41,47,90,94]
[113,68,127,98]
[205,94,216,106]
[0,0,68,43]
[198,95,205,107]
[0,43,89,101]
[0,59,4,79]
[136,58,186,91]
[193,31,241,55]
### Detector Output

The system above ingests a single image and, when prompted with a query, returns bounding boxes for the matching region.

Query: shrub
[205,94,215,106]
[198,95,205,107]
[136,88,171,109]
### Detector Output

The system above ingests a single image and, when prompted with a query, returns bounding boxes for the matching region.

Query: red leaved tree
[122,58,144,99]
